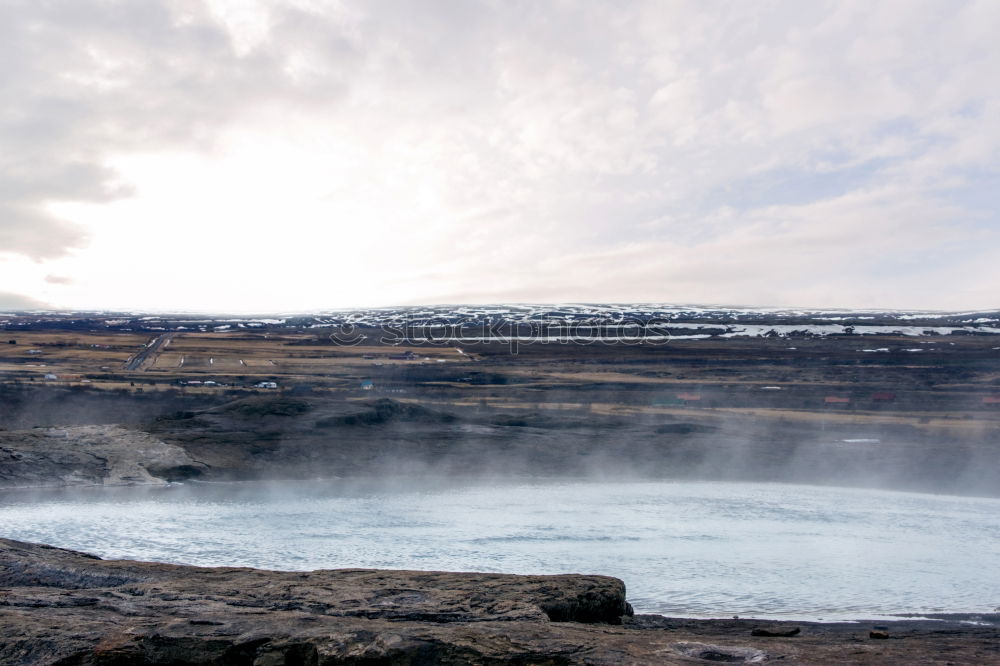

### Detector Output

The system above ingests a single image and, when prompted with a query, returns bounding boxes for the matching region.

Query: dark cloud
[0,204,90,260]
[0,291,49,310]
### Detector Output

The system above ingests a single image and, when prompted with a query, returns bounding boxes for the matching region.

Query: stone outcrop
[0,426,203,489]
[3,539,999,665]
[0,539,629,626]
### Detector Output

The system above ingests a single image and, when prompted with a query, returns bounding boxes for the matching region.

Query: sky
[1,0,999,313]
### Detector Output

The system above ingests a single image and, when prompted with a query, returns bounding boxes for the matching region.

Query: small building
[360,380,374,391]
[44,373,58,380]
[871,392,896,402]
[255,381,278,389]
[824,396,851,404]
[676,392,702,402]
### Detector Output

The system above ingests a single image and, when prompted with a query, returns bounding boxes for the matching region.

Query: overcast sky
[1,0,998,313]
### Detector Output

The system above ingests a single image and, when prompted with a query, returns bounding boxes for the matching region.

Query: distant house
[255,381,278,389]
[824,396,850,404]
[44,373,58,380]
[871,392,896,402]
[676,392,702,402]
[362,354,376,360]
[360,380,374,391]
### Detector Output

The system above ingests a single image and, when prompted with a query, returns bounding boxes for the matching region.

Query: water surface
[2,479,998,620]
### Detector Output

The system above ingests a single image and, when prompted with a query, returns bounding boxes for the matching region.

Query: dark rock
[751,626,801,637]
[315,398,456,427]
[214,397,314,417]
[0,538,635,664]
[3,540,1000,664]
[0,537,626,624]
[672,641,766,662]
[655,423,719,434]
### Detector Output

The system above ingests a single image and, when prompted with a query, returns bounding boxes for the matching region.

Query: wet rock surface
[2,539,999,665]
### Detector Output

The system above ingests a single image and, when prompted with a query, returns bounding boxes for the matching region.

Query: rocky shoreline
[4,393,999,497]
[1,539,998,665]
[3,388,1000,663]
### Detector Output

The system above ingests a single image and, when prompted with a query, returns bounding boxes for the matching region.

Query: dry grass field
[2,329,999,436]
[0,331,151,383]
[0,331,463,391]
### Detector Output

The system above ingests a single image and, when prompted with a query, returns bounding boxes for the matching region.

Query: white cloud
[0,0,998,311]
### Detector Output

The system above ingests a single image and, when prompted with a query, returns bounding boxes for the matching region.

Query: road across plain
[124,333,173,371]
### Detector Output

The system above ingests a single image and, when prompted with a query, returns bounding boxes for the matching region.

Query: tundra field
[3,327,1000,422]
[2,317,1000,496]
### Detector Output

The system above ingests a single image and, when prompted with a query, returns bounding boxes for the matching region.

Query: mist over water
[3,479,998,621]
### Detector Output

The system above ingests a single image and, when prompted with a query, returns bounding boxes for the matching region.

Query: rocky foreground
[1,539,998,665]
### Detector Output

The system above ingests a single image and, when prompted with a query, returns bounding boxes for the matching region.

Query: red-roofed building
[824,396,850,404]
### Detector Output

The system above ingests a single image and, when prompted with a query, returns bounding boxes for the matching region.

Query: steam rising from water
[3,479,998,620]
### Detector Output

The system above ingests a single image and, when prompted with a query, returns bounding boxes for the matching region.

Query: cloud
[1,1,998,310]
[0,0,346,260]
[0,292,49,310]
[0,205,90,261]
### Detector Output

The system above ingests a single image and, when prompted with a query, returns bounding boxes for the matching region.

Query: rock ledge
[3,539,999,665]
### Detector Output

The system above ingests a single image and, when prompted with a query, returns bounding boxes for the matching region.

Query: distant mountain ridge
[3,304,1000,338]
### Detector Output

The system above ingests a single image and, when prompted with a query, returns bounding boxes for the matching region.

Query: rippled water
[2,480,998,620]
